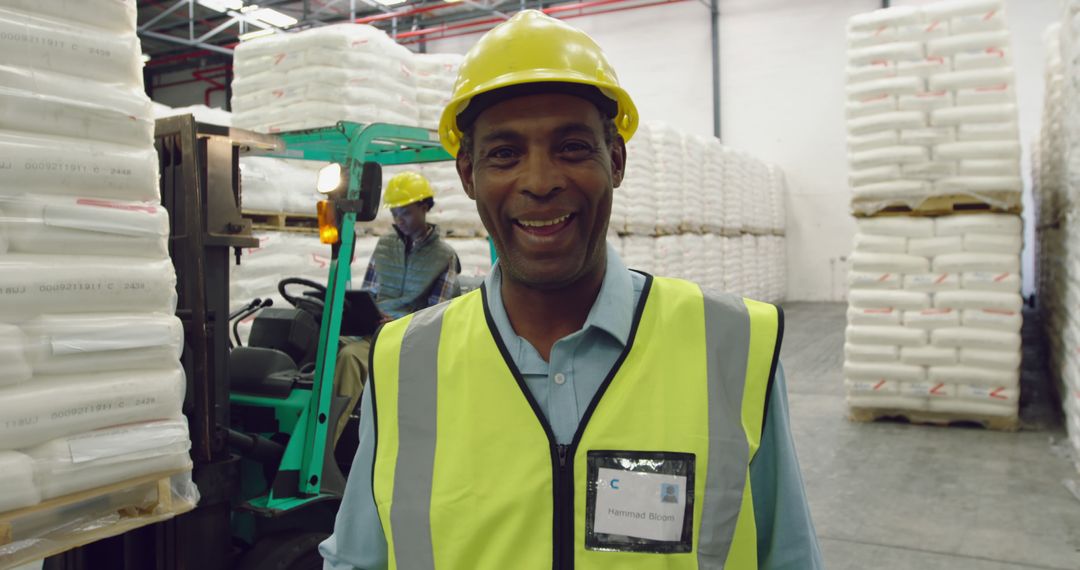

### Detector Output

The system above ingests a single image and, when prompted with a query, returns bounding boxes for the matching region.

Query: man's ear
[456,151,476,200]
[610,136,627,188]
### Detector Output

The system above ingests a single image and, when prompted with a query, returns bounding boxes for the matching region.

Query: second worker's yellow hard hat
[383,171,435,209]
[438,10,638,157]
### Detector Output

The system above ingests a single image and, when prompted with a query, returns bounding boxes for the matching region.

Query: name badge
[585,450,695,554]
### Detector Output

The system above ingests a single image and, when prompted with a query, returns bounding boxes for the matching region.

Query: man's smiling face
[457,93,626,290]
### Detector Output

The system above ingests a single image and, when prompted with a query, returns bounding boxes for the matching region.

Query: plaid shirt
[361,228,459,310]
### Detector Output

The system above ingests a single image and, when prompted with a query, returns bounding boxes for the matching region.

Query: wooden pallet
[852,193,1023,218]
[0,468,194,567]
[242,210,319,233]
[848,407,1020,432]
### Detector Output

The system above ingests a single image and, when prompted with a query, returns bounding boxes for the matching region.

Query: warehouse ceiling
[137,0,687,77]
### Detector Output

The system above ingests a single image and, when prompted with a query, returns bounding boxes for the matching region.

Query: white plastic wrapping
[931,252,1019,273]
[849,289,931,310]
[0,256,177,318]
[845,343,900,363]
[847,307,902,326]
[0,195,168,258]
[0,367,186,450]
[850,251,931,273]
[928,365,1018,388]
[900,345,958,366]
[19,313,184,376]
[903,273,960,292]
[847,325,928,347]
[0,7,141,87]
[903,307,961,329]
[933,290,1022,311]
[23,418,192,500]
[0,131,159,201]
[844,361,926,382]
[0,451,39,513]
[930,327,1020,351]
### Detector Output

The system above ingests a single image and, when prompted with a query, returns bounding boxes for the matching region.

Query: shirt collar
[484,242,634,347]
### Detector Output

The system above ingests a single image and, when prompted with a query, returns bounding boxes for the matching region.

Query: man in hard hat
[322,10,821,569]
[331,170,460,443]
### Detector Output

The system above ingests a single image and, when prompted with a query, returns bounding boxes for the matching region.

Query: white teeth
[518,214,570,228]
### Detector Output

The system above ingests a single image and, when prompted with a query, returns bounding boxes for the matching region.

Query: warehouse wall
[425,1,715,137]
[719,0,875,301]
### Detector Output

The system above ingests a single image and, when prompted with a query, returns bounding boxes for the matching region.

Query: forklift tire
[238,531,328,570]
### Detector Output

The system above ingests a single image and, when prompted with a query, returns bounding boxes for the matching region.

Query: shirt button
[553,373,566,385]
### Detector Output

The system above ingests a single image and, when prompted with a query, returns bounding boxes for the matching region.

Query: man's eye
[561,141,593,154]
[488,147,518,160]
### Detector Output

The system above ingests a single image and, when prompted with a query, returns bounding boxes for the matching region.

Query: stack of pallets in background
[1036,5,1080,472]
[0,1,197,565]
[842,0,1024,430]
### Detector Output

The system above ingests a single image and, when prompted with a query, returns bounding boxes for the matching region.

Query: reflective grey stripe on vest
[389,302,448,570]
[697,292,752,569]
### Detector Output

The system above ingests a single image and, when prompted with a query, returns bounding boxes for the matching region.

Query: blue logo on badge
[660,483,679,503]
[610,478,620,490]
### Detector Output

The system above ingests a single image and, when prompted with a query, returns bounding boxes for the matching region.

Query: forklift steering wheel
[278,277,327,318]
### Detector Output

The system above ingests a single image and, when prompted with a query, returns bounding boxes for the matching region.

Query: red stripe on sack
[983,9,997,21]
[921,308,951,315]
[982,308,1015,316]
[862,94,891,103]
[75,198,157,214]
[273,53,286,65]
[928,56,945,64]
[875,25,887,36]
[986,47,1005,57]
[934,273,949,284]
[871,59,889,66]
[877,273,892,282]
[311,254,330,269]
[930,383,946,396]
[917,91,947,98]
[993,273,1010,282]
[989,387,1007,400]
[865,308,894,314]
[873,380,887,391]
[926,20,941,32]
[976,84,1008,92]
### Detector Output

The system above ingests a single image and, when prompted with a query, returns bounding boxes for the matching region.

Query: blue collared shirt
[321,244,823,569]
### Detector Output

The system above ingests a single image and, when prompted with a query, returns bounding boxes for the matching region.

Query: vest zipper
[554,443,573,570]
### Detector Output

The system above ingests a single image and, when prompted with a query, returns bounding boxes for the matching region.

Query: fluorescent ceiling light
[238,28,276,41]
[197,0,244,12]
[248,7,298,27]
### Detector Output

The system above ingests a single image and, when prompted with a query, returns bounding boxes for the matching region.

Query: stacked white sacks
[1037,6,1080,470]
[238,157,324,214]
[651,122,686,235]
[844,213,1023,417]
[420,161,486,237]
[617,122,660,236]
[414,53,462,130]
[231,24,419,133]
[0,0,195,532]
[845,0,1023,215]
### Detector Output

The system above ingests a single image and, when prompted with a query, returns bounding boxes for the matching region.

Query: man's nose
[519,149,566,200]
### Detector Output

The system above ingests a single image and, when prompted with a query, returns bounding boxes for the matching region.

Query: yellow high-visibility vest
[370,275,782,569]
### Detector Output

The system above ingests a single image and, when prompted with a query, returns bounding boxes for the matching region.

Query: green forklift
[156,119,454,569]
[225,121,458,568]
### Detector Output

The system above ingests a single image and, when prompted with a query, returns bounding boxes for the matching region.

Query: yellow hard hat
[438,9,638,157]
[383,171,435,209]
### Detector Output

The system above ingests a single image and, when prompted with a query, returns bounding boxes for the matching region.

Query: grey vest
[372,224,459,318]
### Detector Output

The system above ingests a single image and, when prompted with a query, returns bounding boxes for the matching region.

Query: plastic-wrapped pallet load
[0,2,196,565]
[846,0,1023,216]
[844,213,1022,420]
[231,24,419,133]
[1036,7,1080,471]
[414,53,462,131]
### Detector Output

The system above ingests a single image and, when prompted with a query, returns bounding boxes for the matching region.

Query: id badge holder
[584,450,695,553]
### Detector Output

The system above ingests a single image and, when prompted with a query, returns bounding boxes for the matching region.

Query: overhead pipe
[396,0,686,44]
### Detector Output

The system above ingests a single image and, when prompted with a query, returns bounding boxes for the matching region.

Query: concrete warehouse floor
[780,302,1080,570]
